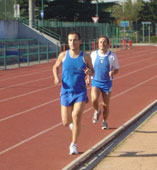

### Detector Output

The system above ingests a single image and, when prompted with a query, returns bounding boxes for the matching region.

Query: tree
[18,0,50,20]
[111,0,143,26]
[17,0,116,22]
[0,0,18,20]
[137,0,157,24]
[44,0,87,21]
[137,0,157,35]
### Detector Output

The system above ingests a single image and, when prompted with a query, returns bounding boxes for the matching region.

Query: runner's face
[68,34,81,50]
[98,37,109,51]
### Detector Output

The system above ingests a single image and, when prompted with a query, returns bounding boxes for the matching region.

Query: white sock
[69,123,73,131]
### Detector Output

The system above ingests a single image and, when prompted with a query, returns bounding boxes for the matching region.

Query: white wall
[0,20,59,50]
[0,20,19,39]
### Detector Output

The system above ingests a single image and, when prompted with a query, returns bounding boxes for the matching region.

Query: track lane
[0,46,157,170]
[0,77,156,170]
[0,75,156,155]
[0,62,156,120]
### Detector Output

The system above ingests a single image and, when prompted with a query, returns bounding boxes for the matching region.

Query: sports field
[0,46,157,170]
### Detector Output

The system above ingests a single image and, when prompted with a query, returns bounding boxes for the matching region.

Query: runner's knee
[73,113,81,125]
[91,95,98,104]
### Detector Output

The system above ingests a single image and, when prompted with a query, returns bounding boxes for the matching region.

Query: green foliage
[18,0,50,20]
[151,36,157,43]
[16,0,116,22]
[18,0,28,19]
[137,0,157,24]
[137,0,157,35]
[0,0,15,20]
[111,0,144,25]
[44,0,116,22]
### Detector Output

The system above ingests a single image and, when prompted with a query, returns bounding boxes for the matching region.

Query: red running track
[0,46,157,170]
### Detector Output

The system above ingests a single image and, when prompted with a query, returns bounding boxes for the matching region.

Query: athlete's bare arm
[109,69,119,78]
[53,51,66,84]
[84,52,94,76]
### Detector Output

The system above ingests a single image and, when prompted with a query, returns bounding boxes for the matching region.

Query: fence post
[60,43,62,52]
[83,40,85,51]
[122,40,126,49]
[91,41,94,51]
[46,43,49,62]
[38,44,40,63]
[112,38,114,50]
[56,43,59,58]
[64,43,66,51]
[116,27,120,46]
[115,37,117,49]
[95,40,98,49]
[3,46,7,70]
[27,45,30,65]
[18,45,20,68]
[89,40,92,52]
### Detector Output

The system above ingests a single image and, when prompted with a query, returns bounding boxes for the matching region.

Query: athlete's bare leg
[72,102,86,144]
[91,86,101,112]
[61,105,73,126]
[101,92,111,121]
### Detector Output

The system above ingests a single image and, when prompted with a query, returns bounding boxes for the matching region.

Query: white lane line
[0,76,156,155]
[0,76,52,91]
[0,57,155,102]
[0,64,156,121]
[112,76,157,99]
[114,63,156,80]
[0,84,61,103]
[0,59,56,82]
[117,49,156,60]
[0,98,60,122]
[85,76,157,112]
[0,49,154,83]
[0,69,50,82]
[118,52,154,61]
[0,122,62,155]
[120,56,155,68]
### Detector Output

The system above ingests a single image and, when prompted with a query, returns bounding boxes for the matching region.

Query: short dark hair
[98,35,109,44]
[68,31,81,40]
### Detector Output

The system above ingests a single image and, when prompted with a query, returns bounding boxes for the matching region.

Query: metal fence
[0,42,57,70]
[0,38,128,70]
[36,20,120,43]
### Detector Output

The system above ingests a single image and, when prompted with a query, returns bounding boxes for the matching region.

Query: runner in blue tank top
[61,50,87,94]
[90,35,119,130]
[53,32,94,155]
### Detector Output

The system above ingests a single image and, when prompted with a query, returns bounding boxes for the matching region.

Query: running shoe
[102,120,109,130]
[69,143,79,155]
[92,110,101,123]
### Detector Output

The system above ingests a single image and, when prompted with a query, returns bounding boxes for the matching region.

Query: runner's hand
[84,68,92,76]
[54,78,59,84]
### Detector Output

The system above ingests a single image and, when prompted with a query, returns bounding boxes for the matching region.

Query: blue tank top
[93,50,111,83]
[61,50,87,94]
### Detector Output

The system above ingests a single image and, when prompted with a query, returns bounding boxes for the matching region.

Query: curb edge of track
[62,100,157,170]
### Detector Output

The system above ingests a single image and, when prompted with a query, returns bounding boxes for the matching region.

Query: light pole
[122,0,125,40]
[29,0,35,27]
[96,0,99,38]
[95,0,100,38]
[96,0,98,17]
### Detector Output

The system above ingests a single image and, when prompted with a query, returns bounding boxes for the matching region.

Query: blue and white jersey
[61,50,87,94]
[91,50,119,83]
